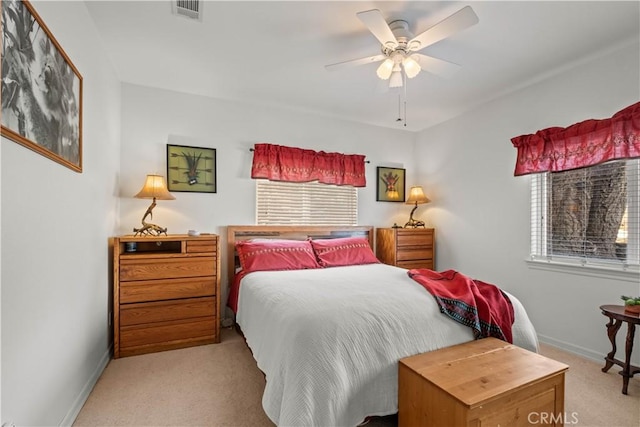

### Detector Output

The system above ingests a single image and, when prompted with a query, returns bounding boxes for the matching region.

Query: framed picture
[376,166,406,202]
[166,144,216,193]
[1,0,83,172]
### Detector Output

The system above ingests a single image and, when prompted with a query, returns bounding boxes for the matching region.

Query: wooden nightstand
[376,228,434,269]
[111,234,220,358]
[399,338,568,427]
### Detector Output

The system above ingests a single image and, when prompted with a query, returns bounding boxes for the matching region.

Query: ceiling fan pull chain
[396,78,408,126]
[403,78,408,127]
[404,100,407,127]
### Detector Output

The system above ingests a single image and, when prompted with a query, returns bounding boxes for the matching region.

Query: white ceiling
[85,1,640,132]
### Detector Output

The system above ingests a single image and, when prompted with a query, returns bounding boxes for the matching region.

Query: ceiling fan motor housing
[382,20,419,56]
[389,20,413,43]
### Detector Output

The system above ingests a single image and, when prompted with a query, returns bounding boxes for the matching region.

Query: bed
[227,225,539,427]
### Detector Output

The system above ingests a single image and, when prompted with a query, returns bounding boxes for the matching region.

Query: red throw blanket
[408,269,515,343]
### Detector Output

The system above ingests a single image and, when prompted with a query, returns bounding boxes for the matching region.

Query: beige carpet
[74,328,640,427]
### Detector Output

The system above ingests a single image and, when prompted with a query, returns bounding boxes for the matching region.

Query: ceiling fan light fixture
[389,70,403,88]
[376,59,394,80]
[402,55,421,78]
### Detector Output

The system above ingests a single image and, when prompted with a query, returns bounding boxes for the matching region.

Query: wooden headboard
[226,225,374,288]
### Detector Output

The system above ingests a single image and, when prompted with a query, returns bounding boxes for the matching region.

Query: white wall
[118,83,417,320]
[1,1,121,425]
[414,40,640,362]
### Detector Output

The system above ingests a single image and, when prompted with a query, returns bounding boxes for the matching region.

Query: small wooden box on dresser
[111,234,220,358]
[376,228,435,269]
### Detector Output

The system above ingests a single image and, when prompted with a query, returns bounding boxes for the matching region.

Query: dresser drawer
[120,297,215,326]
[397,230,433,247]
[397,247,433,261]
[187,239,217,254]
[397,260,434,270]
[120,256,216,281]
[120,277,215,303]
[120,317,216,349]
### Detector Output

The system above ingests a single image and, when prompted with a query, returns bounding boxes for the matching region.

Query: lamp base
[133,198,168,236]
[133,223,168,237]
[404,219,426,228]
[405,202,426,228]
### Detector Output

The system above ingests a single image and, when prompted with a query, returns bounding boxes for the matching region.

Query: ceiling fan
[325,6,479,88]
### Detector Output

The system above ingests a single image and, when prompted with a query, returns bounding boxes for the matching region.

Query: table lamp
[133,174,175,236]
[404,185,430,228]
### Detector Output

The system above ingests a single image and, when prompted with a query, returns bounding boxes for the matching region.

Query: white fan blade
[408,6,479,52]
[325,54,386,72]
[357,9,398,49]
[413,54,461,78]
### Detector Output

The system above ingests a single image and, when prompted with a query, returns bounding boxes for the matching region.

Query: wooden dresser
[399,338,568,427]
[376,228,434,269]
[112,234,220,358]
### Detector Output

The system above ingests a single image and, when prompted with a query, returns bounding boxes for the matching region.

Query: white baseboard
[537,333,604,364]
[59,345,112,426]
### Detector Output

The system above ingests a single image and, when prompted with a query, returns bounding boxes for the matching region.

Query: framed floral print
[166,144,216,193]
[1,0,83,172]
[376,166,405,202]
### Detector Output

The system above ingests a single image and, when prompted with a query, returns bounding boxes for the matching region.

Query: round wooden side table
[599,304,640,395]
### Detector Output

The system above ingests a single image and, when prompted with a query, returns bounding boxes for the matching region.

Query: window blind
[530,158,639,271]
[256,180,358,225]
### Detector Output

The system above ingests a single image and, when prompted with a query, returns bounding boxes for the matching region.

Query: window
[256,180,358,225]
[530,159,639,272]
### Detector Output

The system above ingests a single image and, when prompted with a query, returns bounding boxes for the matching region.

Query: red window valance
[251,143,366,187]
[511,102,640,176]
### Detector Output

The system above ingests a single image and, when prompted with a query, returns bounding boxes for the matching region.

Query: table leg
[621,323,637,395]
[602,317,623,373]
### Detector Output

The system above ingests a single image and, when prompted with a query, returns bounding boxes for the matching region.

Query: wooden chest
[398,338,568,427]
[112,234,220,358]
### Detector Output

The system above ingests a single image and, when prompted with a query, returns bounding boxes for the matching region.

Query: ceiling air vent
[172,0,202,21]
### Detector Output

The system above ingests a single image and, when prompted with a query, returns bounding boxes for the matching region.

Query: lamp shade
[376,59,394,80]
[134,174,176,200]
[402,55,421,78]
[405,186,430,205]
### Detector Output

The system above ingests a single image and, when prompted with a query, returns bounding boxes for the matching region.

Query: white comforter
[236,263,539,427]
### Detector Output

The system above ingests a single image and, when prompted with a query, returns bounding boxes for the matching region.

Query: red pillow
[310,236,379,267]
[236,239,320,273]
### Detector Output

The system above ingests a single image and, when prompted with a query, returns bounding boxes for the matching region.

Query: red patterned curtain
[251,143,367,187]
[511,102,640,176]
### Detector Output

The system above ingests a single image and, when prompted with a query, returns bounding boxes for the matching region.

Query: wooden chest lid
[399,337,568,407]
